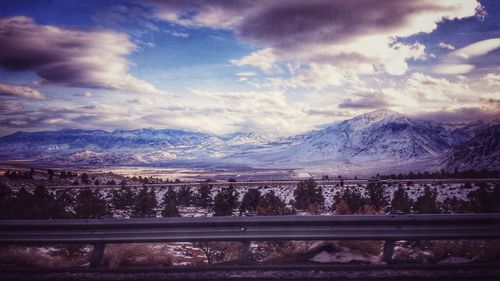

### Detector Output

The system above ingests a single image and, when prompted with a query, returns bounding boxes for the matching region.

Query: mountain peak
[348,108,405,128]
[363,108,401,119]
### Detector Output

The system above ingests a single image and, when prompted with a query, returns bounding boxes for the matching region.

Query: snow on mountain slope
[247,109,452,165]
[446,124,500,170]
[222,132,283,145]
[441,121,488,147]
[0,128,226,164]
[0,109,496,171]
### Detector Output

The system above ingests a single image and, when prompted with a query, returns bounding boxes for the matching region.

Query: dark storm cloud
[0,16,158,93]
[412,107,500,123]
[142,0,472,49]
[237,0,436,48]
[0,102,104,130]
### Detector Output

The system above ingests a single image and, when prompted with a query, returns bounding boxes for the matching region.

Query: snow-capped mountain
[0,109,496,172]
[0,128,226,164]
[441,121,488,147]
[446,124,500,170]
[222,132,283,145]
[276,109,451,162]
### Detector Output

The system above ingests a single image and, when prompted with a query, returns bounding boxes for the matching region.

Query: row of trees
[332,182,500,214]
[0,182,293,219]
[2,169,175,185]
[1,180,499,220]
[377,169,499,180]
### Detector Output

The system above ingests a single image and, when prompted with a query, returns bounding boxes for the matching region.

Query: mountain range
[0,109,498,174]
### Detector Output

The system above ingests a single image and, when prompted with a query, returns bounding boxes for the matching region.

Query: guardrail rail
[1,214,500,268]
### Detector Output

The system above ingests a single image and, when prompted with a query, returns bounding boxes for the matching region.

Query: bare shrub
[431,240,500,262]
[194,241,242,264]
[337,241,383,256]
[334,201,378,215]
[394,239,500,264]
[333,200,352,215]
[103,243,173,268]
[254,240,383,264]
[0,245,88,267]
[357,204,378,215]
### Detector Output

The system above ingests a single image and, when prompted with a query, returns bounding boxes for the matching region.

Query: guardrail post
[239,241,251,265]
[89,243,105,268]
[383,240,395,263]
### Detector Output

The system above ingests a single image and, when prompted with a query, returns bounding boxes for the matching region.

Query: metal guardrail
[1,214,500,268]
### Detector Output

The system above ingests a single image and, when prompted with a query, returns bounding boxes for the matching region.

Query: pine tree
[414,186,439,214]
[367,181,388,211]
[239,188,261,215]
[213,186,237,216]
[177,186,193,206]
[332,187,369,214]
[0,182,14,219]
[441,196,467,214]
[81,173,90,185]
[467,183,500,213]
[256,191,294,215]
[111,186,135,210]
[32,184,55,219]
[293,178,324,210]
[161,187,180,217]
[390,186,412,213]
[13,187,35,219]
[52,190,75,218]
[47,169,55,181]
[197,184,212,208]
[74,188,109,218]
[148,188,158,214]
[131,187,158,218]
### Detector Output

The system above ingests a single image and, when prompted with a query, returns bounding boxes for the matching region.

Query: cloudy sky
[0,0,499,136]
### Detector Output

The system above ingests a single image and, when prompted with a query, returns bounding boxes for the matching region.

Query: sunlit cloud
[0,82,44,99]
[438,42,455,50]
[434,38,500,75]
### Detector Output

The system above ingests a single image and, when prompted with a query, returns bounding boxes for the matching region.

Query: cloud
[144,0,480,47]
[483,73,500,87]
[171,31,189,38]
[263,64,348,90]
[412,107,500,123]
[338,92,391,109]
[0,82,44,99]
[0,16,161,94]
[235,71,256,82]
[434,38,500,75]
[401,72,472,103]
[0,104,100,130]
[235,72,256,77]
[305,108,349,117]
[0,100,23,114]
[438,42,455,50]
[450,38,500,59]
[433,64,475,75]
[145,0,479,79]
[231,48,279,73]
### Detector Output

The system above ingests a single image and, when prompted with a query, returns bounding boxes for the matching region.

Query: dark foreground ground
[2,263,500,281]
